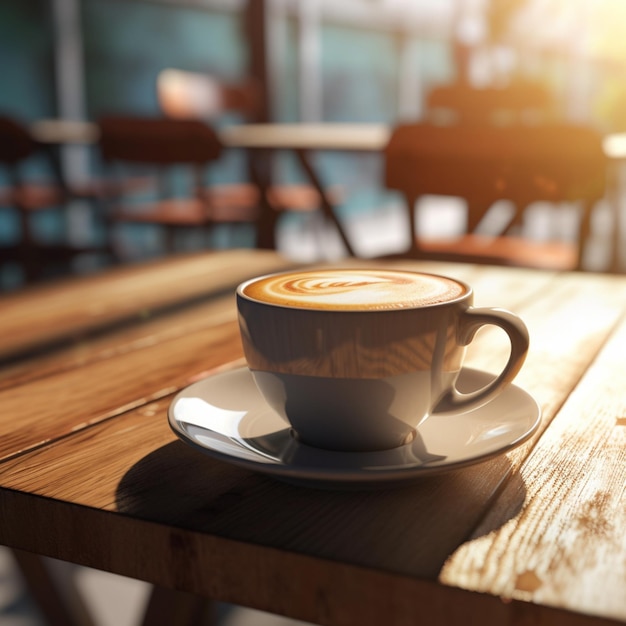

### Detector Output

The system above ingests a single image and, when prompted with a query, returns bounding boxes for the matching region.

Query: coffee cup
[236,268,529,452]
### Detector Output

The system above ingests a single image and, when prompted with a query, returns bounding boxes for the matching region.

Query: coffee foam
[242,269,466,310]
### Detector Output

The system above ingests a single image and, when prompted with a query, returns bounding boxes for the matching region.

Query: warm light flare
[602,133,626,159]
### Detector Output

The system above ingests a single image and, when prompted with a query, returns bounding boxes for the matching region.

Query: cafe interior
[2,0,626,293]
[1,0,626,624]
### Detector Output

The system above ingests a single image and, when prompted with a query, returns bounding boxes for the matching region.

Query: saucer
[168,367,541,489]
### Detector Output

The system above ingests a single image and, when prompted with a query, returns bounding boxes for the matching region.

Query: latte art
[242,269,466,310]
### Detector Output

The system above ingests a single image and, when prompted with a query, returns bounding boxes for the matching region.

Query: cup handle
[433,307,529,414]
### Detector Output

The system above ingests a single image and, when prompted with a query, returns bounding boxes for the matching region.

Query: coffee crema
[242,269,467,310]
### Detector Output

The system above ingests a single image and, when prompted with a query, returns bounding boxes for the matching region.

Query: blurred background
[1,0,626,623]
[6,0,626,130]
[2,0,626,291]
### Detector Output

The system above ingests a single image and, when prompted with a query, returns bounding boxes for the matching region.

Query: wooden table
[30,119,626,270]
[30,117,626,156]
[30,121,391,258]
[220,123,626,272]
[25,117,626,276]
[0,247,625,625]
[218,123,390,257]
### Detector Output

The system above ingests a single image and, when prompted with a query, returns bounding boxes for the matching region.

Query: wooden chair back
[384,122,607,270]
[425,80,553,125]
[98,116,223,166]
[0,115,79,284]
[0,116,37,165]
[96,116,257,258]
[155,70,334,253]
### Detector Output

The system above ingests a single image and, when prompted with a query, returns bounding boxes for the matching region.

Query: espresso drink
[237,268,528,451]
[242,269,467,311]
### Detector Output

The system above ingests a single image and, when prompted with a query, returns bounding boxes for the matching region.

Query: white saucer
[168,367,540,489]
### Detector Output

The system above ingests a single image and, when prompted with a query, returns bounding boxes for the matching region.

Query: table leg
[140,585,212,626]
[11,549,96,626]
[293,148,356,257]
[247,149,280,250]
[247,146,355,256]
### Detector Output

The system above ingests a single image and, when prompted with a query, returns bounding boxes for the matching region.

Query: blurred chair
[0,115,97,284]
[97,115,260,258]
[0,115,158,286]
[0,115,66,283]
[157,68,341,250]
[383,122,607,270]
[424,80,554,126]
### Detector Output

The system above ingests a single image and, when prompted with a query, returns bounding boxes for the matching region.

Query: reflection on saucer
[169,367,541,489]
[272,429,446,470]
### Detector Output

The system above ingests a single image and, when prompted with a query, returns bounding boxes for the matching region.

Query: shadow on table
[116,440,526,579]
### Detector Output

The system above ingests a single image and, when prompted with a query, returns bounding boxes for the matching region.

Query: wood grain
[2,269,622,532]
[441,305,626,623]
[0,296,236,392]
[2,257,626,626]
[0,249,294,360]
[0,261,549,461]
[0,260,473,391]
[0,312,246,461]
[0,361,623,626]
[1,487,620,626]
[0,259,546,391]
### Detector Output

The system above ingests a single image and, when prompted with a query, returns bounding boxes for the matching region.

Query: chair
[424,80,554,126]
[383,122,607,270]
[0,115,159,286]
[0,115,95,284]
[97,115,259,258]
[157,68,341,250]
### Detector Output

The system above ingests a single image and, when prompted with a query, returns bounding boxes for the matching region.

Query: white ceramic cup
[237,268,529,452]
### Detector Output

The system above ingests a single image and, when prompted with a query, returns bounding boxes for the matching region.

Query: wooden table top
[219,123,390,151]
[29,120,391,152]
[30,119,101,145]
[1,248,625,626]
[30,118,626,160]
